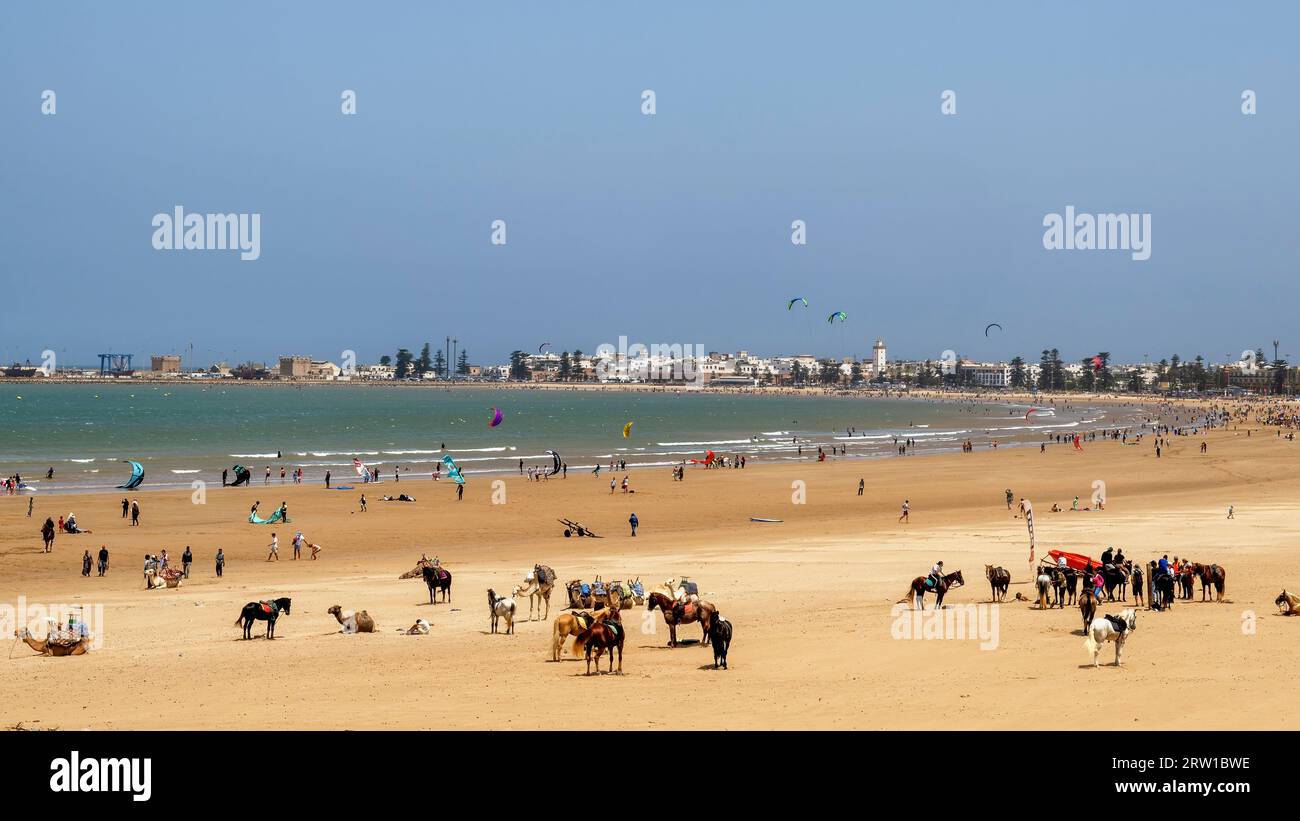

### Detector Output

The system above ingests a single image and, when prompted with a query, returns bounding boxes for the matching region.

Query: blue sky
[2,1,1298,368]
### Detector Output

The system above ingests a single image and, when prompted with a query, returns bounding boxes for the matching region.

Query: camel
[14,629,89,656]
[1276,590,1300,616]
[488,588,516,635]
[660,578,699,605]
[327,605,375,634]
[551,609,608,660]
[144,568,183,589]
[515,564,556,621]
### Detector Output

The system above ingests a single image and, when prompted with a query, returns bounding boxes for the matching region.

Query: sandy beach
[2,416,1297,730]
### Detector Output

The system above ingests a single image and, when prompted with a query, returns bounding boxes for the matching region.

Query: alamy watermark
[2,597,105,651]
[593,336,707,386]
[151,206,261,261]
[890,602,1000,650]
[1042,206,1150,261]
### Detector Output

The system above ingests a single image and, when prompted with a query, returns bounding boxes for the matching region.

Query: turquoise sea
[0,384,1134,493]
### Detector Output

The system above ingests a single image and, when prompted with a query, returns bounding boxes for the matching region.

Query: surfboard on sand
[749,517,783,523]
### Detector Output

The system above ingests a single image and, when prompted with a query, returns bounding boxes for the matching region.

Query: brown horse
[1194,563,1226,602]
[551,609,607,661]
[571,613,624,674]
[646,591,716,647]
[985,565,1010,602]
[1178,566,1195,600]
[1079,589,1097,633]
[899,570,965,611]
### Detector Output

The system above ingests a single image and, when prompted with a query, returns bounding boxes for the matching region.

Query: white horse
[1083,608,1137,667]
[488,588,516,635]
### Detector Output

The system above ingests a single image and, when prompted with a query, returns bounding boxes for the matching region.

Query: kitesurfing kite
[117,460,144,490]
[1091,355,1103,372]
[488,407,503,428]
[544,450,562,477]
[690,450,717,465]
[826,311,847,324]
[787,297,809,310]
[442,454,465,485]
[984,323,1002,337]
[1025,408,1041,420]
[538,342,551,354]
[622,421,634,438]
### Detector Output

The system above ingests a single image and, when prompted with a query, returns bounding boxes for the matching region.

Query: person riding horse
[927,561,945,591]
[1100,546,1114,566]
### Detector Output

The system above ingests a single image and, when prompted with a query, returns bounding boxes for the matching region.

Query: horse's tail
[896,583,914,605]
[1083,630,1099,657]
[571,626,592,657]
[233,608,245,626]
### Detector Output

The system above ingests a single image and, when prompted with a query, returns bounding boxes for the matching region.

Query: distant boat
[3,363,39,378]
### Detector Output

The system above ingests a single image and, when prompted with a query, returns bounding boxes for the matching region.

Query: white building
[873,338,887,375]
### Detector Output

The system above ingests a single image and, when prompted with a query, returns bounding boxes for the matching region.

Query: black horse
[1151,573,1176,611]
[422,565,453,604]
[708,615,733,670]
[234,597,292,639]
[1101,563,1128,601]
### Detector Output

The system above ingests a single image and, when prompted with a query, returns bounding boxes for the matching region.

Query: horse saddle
[259,601,277,615]
[574,613,591,630]
[676,603,696,620]
[925,576,939,589]
[1104,614,1128,633]
[606,622,623,639]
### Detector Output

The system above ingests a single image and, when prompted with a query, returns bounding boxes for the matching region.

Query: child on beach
[267,533,279,561]
[899,500,910,523]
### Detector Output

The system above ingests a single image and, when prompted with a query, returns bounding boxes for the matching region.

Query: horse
[899,570,965,611]
[422,564,452,604]
[1150,572,1176,611]
[1275,590,1300,616]
[1063,567,1081,605]
[1084,608,1137,667]
[984,565,1010,602]
[1101,563,1128,602]
[1194,563,1226,602]
[646,591,716,647]
[1078,589,1097,633]
[571,614,624,675]
[551,610,607,660]
[234,597,292,640]
[515,564,555,620]
[487,588,515,635]
[1036,568,1065,609]
[707,615,733,670]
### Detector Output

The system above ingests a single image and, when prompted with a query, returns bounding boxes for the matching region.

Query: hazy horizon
[3,2,1298,368]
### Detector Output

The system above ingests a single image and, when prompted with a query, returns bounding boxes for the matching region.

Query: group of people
[120,497,140,525]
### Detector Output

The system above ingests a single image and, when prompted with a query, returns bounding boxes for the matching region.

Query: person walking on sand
[899,500,910,523]
[1227,505,1234,519]
[610,477,616,494]
[629,512,639,537]
[215,548,225,578]
[121,497,129,518]
[292,531,303,560]
[130,499,140,527]
[325,470,331,489]
[41,517,55,552]
[81,549,92,577]
[858,478,865,497]
[27,496,33,517]
[182,545,193,578]
[456,483,464,501]
[1006,489,1014,509]
[359,493,367,512]
[266,533,279,561]
[97,545,109,576]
